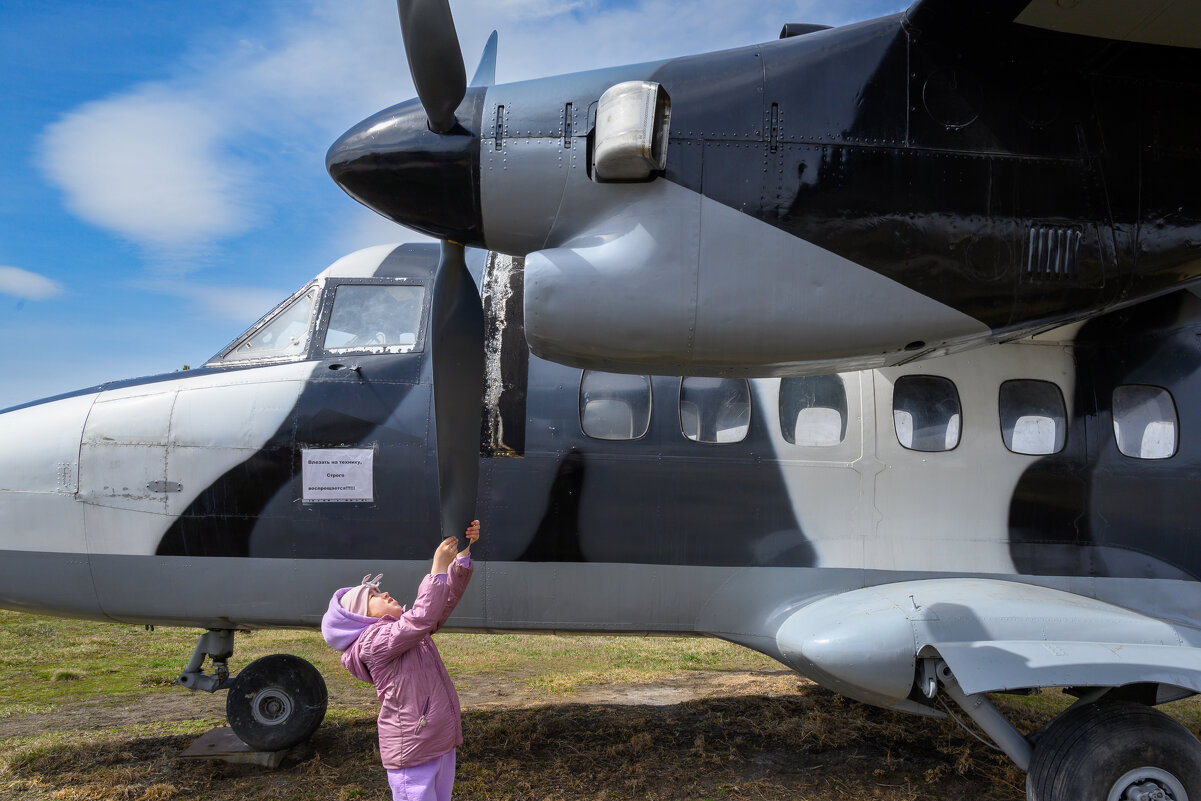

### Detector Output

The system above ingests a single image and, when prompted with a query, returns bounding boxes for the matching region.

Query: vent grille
[1025,225,1082,280]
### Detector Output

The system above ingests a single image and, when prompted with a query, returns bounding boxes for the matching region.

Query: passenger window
[999,380,1066,455]
[1113,385,1177,459]
[780,375,847,446]
[324,284,425,350]
[679,378,751,444]
[219,285,318,362]
[580,371,652,440]
[893,375,961,452]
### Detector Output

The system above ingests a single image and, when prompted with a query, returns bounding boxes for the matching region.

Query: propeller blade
[428,241,485,540]
[470,30,498,87]
[397,0,467,133]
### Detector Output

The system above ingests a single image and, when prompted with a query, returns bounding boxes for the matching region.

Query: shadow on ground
[2,687,1034,801]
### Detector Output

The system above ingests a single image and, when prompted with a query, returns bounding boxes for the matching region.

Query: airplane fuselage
[3,245,1200,666]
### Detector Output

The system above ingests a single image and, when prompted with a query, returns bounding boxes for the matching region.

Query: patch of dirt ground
[0,669,799,740]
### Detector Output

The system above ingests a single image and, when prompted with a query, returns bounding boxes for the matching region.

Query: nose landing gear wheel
[226,654,328,751]
[1027,699,1201,801]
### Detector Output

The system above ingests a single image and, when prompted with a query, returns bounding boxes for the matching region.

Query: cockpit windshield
[212,284,319,364]
[323,284,425,351]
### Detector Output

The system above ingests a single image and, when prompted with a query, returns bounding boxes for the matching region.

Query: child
[321,520,480,801]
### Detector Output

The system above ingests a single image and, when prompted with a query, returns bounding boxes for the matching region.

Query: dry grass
[2,686,1042,801]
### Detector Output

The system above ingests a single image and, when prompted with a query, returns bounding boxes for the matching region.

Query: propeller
[428,241,485,539]
[331,3,493,538]
[397,0,467,133]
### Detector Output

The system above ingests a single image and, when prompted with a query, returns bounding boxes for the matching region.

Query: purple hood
[321,586,377,653]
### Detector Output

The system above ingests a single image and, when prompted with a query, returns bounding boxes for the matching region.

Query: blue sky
[0,0,905,410]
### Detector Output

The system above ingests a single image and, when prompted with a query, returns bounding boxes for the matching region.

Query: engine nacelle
[523,179,990,377]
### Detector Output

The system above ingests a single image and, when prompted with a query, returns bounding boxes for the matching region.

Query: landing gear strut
[177,629,328,751]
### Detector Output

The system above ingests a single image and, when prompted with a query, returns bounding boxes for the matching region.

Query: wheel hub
[1109,768,1188,801]
[251,688,293,727]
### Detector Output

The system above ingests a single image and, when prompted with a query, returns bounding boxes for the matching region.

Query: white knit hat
[339,573,383,617]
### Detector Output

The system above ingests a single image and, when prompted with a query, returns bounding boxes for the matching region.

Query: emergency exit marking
[301,448,374,502]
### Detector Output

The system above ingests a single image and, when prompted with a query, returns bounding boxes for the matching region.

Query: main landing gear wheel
[226,654,328,751]
[1027,699,1201,801]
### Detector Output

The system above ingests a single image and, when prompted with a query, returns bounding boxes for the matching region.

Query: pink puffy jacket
[321,556,473,769]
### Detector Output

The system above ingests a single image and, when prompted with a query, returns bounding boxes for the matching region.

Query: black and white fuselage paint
[3,244,1201,705]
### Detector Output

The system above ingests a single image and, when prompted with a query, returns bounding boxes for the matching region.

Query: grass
[2,609,1200,800]
[0,612,776,715]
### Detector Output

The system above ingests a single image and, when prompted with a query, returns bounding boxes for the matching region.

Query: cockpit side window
[213,284,319,364]
[322,283,426,352]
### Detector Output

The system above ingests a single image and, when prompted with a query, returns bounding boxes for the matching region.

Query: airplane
[0,0,1199,798]
[322,0,1201,797]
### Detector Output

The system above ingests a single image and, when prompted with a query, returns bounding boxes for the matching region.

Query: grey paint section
[11,548,1201,704]
[0,551,105,621]
[479,64,664,256]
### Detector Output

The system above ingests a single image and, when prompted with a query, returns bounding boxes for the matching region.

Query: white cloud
[0,266,64,300]
[187,284,296,326]
[39,86,255,250]
[134,276,293,325]
[35,1,406,258]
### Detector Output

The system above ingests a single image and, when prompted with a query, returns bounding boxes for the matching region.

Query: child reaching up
[322,520,480,801]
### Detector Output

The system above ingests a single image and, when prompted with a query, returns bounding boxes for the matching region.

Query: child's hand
[460,520,480,556]
[432,536,458,575]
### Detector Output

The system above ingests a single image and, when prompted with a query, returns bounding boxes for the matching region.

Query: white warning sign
[302,448,374,502]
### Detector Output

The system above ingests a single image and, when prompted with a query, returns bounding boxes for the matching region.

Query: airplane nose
[0,392,103,617]
[327,93,484,246]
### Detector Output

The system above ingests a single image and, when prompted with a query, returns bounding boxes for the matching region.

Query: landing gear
[926,660,1201,800]
[177,630,328,752]
[226,654,328,752]
[1027,700,1201,801]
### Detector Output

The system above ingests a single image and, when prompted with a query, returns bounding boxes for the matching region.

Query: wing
[905,0,1201,49]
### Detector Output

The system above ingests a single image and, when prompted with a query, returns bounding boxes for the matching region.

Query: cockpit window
[216,284,318,363]
[323,284,425,351]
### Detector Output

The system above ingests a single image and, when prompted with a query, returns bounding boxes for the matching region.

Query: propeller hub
[326,90,485,246]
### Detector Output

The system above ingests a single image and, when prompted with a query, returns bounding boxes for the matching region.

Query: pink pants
[386,749,456,801]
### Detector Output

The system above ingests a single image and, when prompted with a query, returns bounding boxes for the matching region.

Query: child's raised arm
[434,521,479,632]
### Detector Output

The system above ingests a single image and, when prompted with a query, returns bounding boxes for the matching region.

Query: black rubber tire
[226,654,328,752]
[1027,699,1201,801]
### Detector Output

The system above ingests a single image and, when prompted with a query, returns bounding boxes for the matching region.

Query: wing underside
[906,0,1201,49]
